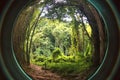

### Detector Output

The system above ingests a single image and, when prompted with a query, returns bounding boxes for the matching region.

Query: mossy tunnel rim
[0,0,119,80]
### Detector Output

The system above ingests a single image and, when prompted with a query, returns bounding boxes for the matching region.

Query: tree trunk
[89,5,105,63]
[13,6,34,66]
[77,2,100,66]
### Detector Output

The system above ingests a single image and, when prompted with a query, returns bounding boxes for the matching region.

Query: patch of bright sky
[55,0,67,3]
[39,0,44,3]
[40,7,48,17]
[39,0,88,23]
[40,8,87,23]
[62,14,72,22]
[83,17,88,24]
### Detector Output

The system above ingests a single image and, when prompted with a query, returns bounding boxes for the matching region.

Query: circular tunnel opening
[12,0,107,80]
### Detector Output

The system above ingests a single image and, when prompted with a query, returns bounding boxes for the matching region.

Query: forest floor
[23,64,95,80]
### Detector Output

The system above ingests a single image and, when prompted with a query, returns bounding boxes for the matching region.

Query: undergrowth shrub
[52,48,63,61]
[34,56,46,62]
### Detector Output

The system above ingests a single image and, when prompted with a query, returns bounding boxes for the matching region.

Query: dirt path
[24,64,65,80]
[23,64,94,80]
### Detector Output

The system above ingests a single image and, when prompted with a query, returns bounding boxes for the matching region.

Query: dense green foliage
[29,17,93,76]
[30,18,92,56]
[20,0,95,76]
[27,1,94,76]
[31,52,92,76]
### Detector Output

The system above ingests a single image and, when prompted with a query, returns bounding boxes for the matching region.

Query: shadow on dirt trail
[23,64,94,80]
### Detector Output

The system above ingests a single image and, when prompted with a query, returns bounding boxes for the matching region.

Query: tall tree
[13,6,34,65]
